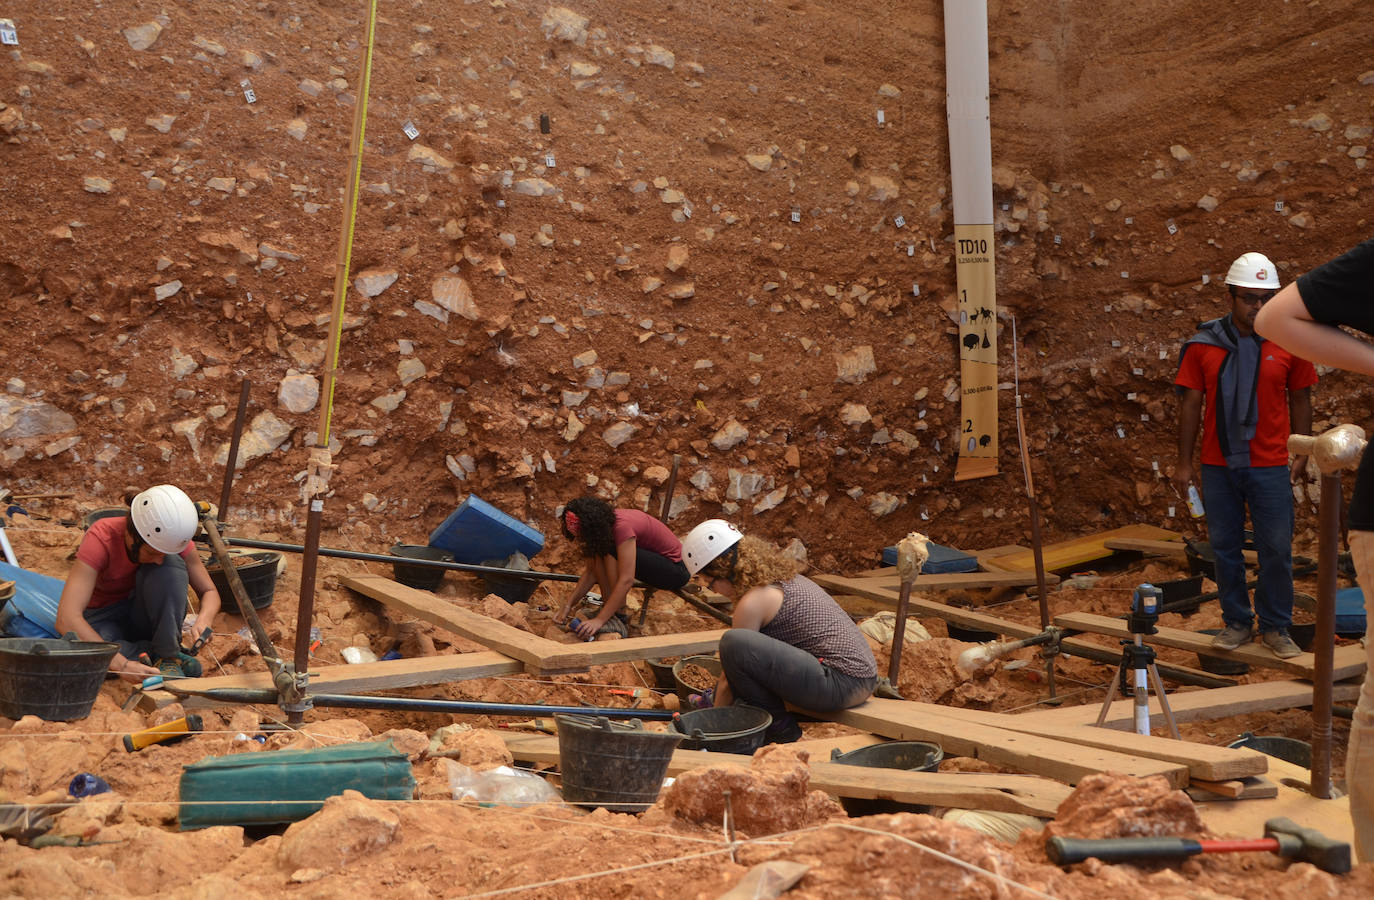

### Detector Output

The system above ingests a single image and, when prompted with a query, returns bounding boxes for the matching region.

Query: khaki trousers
[1345,530,1374,863]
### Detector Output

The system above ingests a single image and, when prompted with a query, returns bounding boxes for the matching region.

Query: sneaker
[1210,623,1253,651]
[1261,630,1302,659]
[764,713,803,745]
[155,657,185,679]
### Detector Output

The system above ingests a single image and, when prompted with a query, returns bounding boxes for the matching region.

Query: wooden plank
[501,733,1070,817]
[531,630,727,674]
[914,704,1267,781]
[980,524,1183,574]
[140,652,524,710]
[1104,538,1187,556]
[818,577,1231,686]
[1012,679,1363,731]
[815,570,1055,593]
[1187,776,1278,801]
[1105,538,1258,565]
[799,698,1189,787]
[1055,611,1369,681]
[1196,755,1352,843]
[340,573,589,673]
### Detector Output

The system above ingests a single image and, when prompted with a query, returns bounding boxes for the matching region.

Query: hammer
[1046,817,1350,874]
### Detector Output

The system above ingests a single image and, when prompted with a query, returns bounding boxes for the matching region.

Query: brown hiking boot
[1210,623,1252,651]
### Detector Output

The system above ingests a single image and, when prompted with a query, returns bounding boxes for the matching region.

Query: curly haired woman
[682,519,877,743]
[555,497,689,640]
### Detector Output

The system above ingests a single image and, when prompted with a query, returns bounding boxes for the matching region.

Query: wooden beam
[531,630,727,674]
[799,698,1189,787]
[1104,538,1258,565]
[1010,679,1363,731]
[1054,611,1368,681]
[501,733,1070,817]
[815,570,1055,594]
[979,524,1182,573]
[340,573,590,673]
[817,577,1233,687]
[139,652,523,710]
[1187,776,1278,802]
[910,703,1266,781]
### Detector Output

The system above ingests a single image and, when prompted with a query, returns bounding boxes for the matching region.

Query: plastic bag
[443,759,561,806]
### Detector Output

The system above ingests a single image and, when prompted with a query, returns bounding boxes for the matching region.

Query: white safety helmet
[682,518,744,576]
[1224,252,1280,290]
[129,484,199,555]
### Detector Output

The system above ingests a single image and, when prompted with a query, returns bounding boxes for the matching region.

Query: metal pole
[1311,472,1340,798]
[1012,316,1055,698]
[218,379,251,523]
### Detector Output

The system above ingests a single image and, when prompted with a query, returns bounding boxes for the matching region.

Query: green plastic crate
[178,739,415,830]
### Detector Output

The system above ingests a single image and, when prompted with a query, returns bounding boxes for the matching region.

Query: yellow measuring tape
[315,0,378,448]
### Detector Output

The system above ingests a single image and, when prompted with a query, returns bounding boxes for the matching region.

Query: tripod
[1096,584,1180,738]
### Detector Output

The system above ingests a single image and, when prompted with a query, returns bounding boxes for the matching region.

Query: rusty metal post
[1311,471,1340,798]
[217,379,251,523]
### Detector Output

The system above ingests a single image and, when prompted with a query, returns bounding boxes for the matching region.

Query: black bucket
[556,714,682,812]
[207,552,282,615]
[389,544,452,592]
[645,658,678,691]
[479,553,539,605]
[1159,575,1204,615]
[1229,731,1311,769]
[672,704,772,754]
[1195,630,1251,676]
[672,655,722,702]
[0,636,119,721]
[82,507,128,529]
[829,741,945,817]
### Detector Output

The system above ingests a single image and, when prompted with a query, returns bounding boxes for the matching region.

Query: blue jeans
[1200,463,1294,632]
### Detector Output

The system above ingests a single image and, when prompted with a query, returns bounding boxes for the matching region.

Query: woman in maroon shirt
[555,497,688,640]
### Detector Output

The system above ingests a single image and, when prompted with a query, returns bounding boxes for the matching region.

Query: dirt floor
[3,0,1374,896]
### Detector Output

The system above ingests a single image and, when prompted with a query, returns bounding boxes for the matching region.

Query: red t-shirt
[1175,341,1317,467]
[75,516,197,609]
[611,509,683,562]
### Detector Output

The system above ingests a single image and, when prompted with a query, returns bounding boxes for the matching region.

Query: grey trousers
[718,628,875,737]
[84,554,189,660]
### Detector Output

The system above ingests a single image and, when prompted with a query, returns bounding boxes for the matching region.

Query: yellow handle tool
[123,714,203,753]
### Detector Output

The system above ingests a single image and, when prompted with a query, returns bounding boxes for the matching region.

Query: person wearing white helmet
[1173,252,1315,659]
[1253,235,1374,862]
[681,519,877,744]
[54,485,221,681]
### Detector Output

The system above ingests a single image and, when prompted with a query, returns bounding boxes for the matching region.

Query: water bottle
[1186,484,1205,518]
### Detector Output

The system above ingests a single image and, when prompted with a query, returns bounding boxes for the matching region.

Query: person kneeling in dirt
[555,497,689,640]
[55,485,220,682]
[681,519,877,744]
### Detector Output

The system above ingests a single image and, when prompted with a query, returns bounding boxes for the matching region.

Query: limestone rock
[123,21,163,51]
[513,178,561,198]
[663,746,839,835]
[197,230,259,265]
[602,422,637,448]
[569,61,600,78]
[1288,211,1315,229]
[154,280,182,301]
[665,281,695,300]
[0,396,76,439]
[541,7,590,45]
[278,374,320,414]
[753,486,788,515]
[407,143,453,172]
[278,792,400,872]
[1196,194,1219,212]
[371,390,406,413]
[1169,144,1193,162]
[216,411,293,468]
[572,350,598,369]
[665,245,690,272]
[1044,772,1204,842]
[645,45,676,70]
[727,469,766,501]
[744,153,773,172]
[286,119,308,141]
[206,177,236,193]
[868,175,900,202]
[432,274,479,320]
[878,83,902,98]
[354,267,399,298]
[82,176,112,194]
[397,358,427,386]
[839,403,871,426]
[867,492,902,517]
[711,419,749,451]
[192,36,227,56]
[145,114,176,134]
[834,345,876,385]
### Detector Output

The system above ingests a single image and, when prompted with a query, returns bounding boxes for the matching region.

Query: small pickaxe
[1046,817,1350,874]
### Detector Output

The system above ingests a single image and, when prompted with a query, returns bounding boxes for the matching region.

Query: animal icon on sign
[963,333,980,351]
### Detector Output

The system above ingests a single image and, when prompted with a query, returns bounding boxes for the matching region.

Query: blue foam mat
[880,541,977,574]
[428,494,544,565]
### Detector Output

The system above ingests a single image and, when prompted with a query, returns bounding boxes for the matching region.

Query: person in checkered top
[681,520,877,744]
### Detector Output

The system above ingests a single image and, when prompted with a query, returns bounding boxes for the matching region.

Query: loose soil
[3,1,1374,896]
